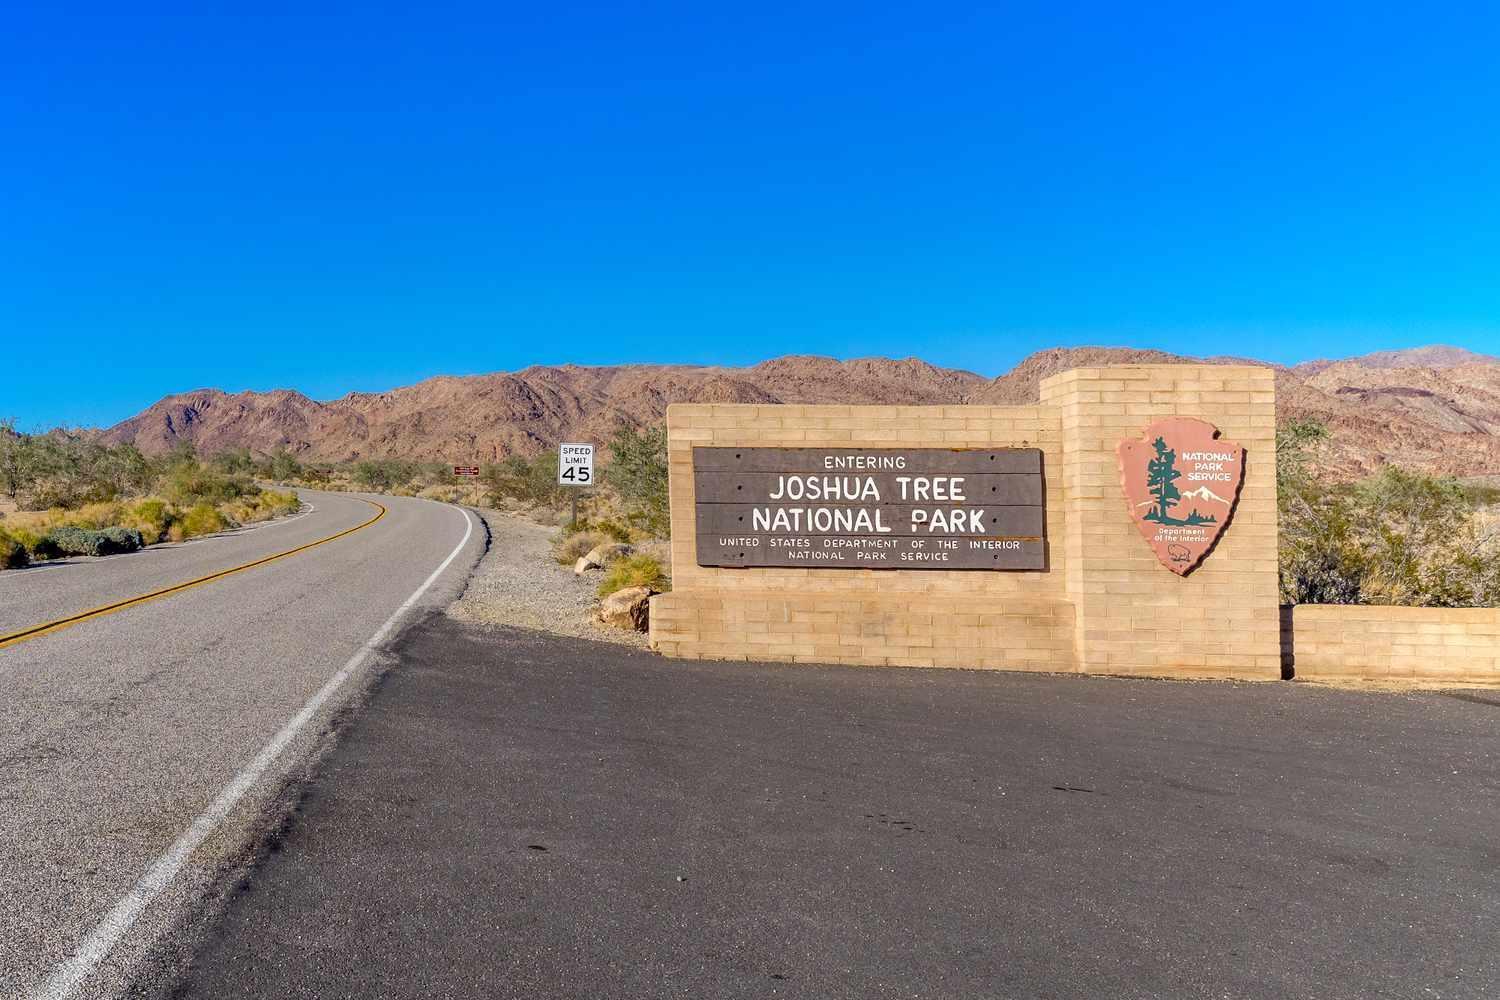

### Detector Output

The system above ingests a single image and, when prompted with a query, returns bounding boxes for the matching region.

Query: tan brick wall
[1040,365,1281,680]
[1288,605,1500,683]
[653,403,1074,670]
[651,591,1074,670]
[652,365,1283,679]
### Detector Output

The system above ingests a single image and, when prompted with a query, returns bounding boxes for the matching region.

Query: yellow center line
[0,499,387,652]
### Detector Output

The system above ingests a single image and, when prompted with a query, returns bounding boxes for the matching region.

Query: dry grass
[0,489,303,567]
[597,553,669,598]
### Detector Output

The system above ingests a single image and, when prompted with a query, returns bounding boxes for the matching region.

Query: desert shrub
[124,498,174,543]
[36,525,138,557]
[553,529,608,565]
[223,500,254,524]
[178,503,230,538]
[0,421,41,499]
[353,458,420,492]
[259,489,300,515]
[481,454,566,508]
[1,523,45,557]
[40,526,103,556]
[98,526,145,553]
[605,425,668,537]
[1278,420,1500,606]
[161,464,257,506]
[264,448,304,482]
[0,529,28,569]
[589,518,632,542]
[289,463,332,486]
[16,434,151,508]
[23,481,86,510]
[210,447,257,475]
[224,490,297,524]
[597,553,669,597]
[68,501,127,530]
[418,461,458,488]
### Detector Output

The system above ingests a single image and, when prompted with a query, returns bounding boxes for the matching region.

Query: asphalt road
[169,621,1500,1000]
[0,490,485,1000]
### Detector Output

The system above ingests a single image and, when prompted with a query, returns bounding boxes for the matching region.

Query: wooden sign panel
[693,447,1046,570]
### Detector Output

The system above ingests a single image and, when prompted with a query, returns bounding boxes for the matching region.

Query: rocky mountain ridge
[100,346,1500,479]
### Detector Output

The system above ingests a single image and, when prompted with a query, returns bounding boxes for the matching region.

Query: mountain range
[99,345,1500,479]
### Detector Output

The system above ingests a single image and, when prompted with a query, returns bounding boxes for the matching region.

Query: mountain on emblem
[1180,485,1230,504]
[1117,417,1245,576]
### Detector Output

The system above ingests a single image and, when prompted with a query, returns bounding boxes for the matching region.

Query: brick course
[1286,605,1500,683]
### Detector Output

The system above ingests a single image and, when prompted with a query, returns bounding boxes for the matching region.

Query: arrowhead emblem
[1117,417,1245,576]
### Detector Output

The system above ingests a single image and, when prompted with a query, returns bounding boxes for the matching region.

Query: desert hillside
[100,346,1500,478]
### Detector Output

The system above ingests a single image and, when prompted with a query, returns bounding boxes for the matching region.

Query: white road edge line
[31,503,476,1000]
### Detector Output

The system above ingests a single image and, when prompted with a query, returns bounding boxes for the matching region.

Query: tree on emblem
[1143,435,1218,526]
[1144,436,1182,523]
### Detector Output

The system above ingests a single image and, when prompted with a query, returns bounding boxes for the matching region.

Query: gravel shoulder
[447,507,649,647]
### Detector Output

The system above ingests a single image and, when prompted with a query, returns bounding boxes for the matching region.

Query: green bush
[0,420,40,500]
[99,526,145,552]
[1278,419,1500,606]
[161,465,257,506]
[353,458,421,492]
[126,498,174,543]
[265,448,304,482]
[597,553,669,597]
[481,454,566,508]
[605,425,668,537]
[35,525,141,557]
[0,529,28,569]
[2,524,45,557]
[210,447,256,475]
[178,503,229,538]
[260,489,301,515]
[40,526,102,556]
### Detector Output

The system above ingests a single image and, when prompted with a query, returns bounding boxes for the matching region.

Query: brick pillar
[1039,365,1281,679]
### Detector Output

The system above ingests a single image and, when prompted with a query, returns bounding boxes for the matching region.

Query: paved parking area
[165,619,1500,999]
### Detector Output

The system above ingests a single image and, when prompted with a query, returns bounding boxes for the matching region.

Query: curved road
[0,490,484,999]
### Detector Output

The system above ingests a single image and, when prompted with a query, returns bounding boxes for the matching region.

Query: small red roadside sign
[453,465,481,477]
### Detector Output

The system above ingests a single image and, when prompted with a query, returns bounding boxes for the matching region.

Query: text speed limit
[558,443,594,485]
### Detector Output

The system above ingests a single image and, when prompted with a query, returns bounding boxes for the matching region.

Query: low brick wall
[1286,604,1500,684]
[652,591,1075,670]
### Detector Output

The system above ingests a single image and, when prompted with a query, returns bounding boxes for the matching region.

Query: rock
[574,541,633,575]
[597,586,656,632]
[588,542,634,564]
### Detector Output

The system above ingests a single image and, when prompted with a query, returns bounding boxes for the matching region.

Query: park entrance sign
[1117,417,1245,576]
[692,447,1045,569]
[654,366,1282,680]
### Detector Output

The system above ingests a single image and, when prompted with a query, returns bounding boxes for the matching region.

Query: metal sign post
[558,442,594,526]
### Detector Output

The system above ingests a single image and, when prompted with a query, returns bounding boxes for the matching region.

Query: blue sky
[5,3,1500,429]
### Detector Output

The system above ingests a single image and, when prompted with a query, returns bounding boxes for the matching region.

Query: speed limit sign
[558,443,594,485]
